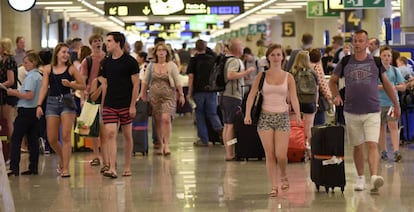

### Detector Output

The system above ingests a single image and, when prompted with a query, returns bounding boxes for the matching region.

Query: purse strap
[258,71,266,92]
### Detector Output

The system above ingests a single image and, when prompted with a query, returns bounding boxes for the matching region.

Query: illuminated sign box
[104,1,244,16]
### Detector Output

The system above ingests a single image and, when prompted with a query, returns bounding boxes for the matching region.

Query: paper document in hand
[0,84,7,90]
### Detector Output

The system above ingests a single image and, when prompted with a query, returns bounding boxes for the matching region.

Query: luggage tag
[227,138,237,146]
[387,106,394,117]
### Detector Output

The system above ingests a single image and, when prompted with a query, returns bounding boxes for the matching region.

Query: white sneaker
[354,175,366,191]
[370,175,384,194]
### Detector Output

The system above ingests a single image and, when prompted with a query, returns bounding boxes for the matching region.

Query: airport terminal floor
[4,114,414,212]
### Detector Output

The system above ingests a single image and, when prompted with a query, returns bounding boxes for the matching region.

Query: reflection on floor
[4,115,414,211]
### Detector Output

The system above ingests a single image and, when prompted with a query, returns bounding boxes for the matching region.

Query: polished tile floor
[2,115,414,212]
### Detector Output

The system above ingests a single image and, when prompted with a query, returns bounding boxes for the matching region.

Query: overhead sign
[344,0,385,9]
[104,1,244,16]
[256,23,267,33]
[307,1,340,18]
[344,10,362,32]
[248,24,256,35]
[282,22,295,37]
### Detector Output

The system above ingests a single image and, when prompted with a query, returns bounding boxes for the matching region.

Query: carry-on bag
[288,118,306,163]
[310,124,346,193]
[234,111,265,161]
[132,99,149,156]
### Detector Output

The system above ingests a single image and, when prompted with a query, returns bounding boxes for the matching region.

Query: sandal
[90,158,100,166]
[103,171,118,179]
[100,165,110,173]
[269,187,278,197]
[122,170,132,177]
[281,177,289,191]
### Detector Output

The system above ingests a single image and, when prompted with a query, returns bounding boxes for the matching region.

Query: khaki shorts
[344,112,381,146]
[380,106,398,124]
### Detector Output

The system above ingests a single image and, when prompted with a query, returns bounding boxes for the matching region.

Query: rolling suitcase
[400,105,414,143]
[310,125,346,193]
[234,111,265,161]
[0,117,9,162]
[132,99,149,156]
[288,119,306,163]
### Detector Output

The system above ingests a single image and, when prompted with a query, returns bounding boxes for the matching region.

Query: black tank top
[48,66,74,96]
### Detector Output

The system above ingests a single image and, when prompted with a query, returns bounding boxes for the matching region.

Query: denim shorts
[45,94,77,117]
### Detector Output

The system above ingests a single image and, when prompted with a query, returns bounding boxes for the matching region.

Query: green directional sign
[307,1,340,18]
[248,24,257,35]
[239,27,247,37]
[256,23,267,33]
[344,0,385,9]
[231,30,239,38]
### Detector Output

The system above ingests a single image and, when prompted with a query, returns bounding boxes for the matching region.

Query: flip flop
[122,171,132,177]
[103,171,118,179]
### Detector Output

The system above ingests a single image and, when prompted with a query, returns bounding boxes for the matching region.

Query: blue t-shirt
[333,55,385,114]
[378,66,405,107]
[17,69,42,108]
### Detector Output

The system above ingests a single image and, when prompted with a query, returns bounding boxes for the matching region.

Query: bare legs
[46,113,76,176]
[154,113,172,155]
[353,142,379,176]
[258,129,290,192]
[223,124,235,160]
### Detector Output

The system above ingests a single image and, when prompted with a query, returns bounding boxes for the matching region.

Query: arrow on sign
[142,6,151,15]
[373,0,382,4]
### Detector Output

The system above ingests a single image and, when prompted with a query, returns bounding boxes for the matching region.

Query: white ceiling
[33,0,308,33]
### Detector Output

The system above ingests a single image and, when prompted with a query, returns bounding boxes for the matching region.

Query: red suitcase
[288,119,306,163]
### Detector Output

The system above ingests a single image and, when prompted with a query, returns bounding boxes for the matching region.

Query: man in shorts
[101,32,140,178]
[221,39,255,161]
[329,29,400,194]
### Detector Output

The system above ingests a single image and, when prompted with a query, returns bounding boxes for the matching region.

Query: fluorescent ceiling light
[79,0,104,15]
[256,9,292,13]
[244,0,263,2]
[230,0,278,24]
[164,16,190,21]
[36,1,73,5]
[120,16,149,22]
[109,16,125,26]
[96,1,104,4]
[269,5,302,9]
[244,3,255,7]
[276,2,307,6]
[286,0,307,1]
[45,6,82,10]
[53,9,87,12]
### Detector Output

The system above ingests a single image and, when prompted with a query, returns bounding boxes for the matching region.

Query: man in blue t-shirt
[101,32,140,179]
[329,30,400,194]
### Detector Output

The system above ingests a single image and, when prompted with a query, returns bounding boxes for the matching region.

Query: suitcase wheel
[315,184,320,192]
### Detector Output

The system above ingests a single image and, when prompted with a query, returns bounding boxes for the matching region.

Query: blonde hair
[291,50,312,75]
[0,38,14,56]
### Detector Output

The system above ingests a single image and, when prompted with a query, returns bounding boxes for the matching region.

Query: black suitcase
[234,111,265,161]
[400,105,414,143]
[310,125,346,193]
[132,100,149,156]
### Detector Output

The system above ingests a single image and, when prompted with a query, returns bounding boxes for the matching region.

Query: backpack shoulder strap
[340,55,351,77]
[373,56,383,83]
[148,62,153,85]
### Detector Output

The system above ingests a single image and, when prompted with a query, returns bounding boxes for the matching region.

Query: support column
[0,0,32,49]
[269,17,282,44]
[401,0,414,32]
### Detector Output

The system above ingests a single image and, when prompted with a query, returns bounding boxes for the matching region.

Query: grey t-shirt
[223,57,245,100]
[333,55,385,114]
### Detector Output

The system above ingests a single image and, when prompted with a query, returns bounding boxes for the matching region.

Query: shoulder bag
[251,72,266,125]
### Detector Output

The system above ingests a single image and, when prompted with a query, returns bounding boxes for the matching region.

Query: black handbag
[51,69,77,110]
[251,72,266,125]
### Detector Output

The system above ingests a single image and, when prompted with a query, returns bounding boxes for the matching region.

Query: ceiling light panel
[36,1,73,5]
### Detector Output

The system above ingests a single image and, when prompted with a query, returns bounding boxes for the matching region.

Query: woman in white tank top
[244,44,301,197]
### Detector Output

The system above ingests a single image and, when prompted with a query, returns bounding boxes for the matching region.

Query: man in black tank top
[101,32,140,178]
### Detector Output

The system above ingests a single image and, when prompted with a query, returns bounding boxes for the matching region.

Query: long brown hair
[51,43,71,66]
[265,43,285,68]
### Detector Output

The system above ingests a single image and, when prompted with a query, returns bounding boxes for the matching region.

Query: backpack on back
[204,54,233,92]
[191,54,216,92]
[294,68,318,104]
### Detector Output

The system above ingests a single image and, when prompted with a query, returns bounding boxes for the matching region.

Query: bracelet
[37,105,42,108]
